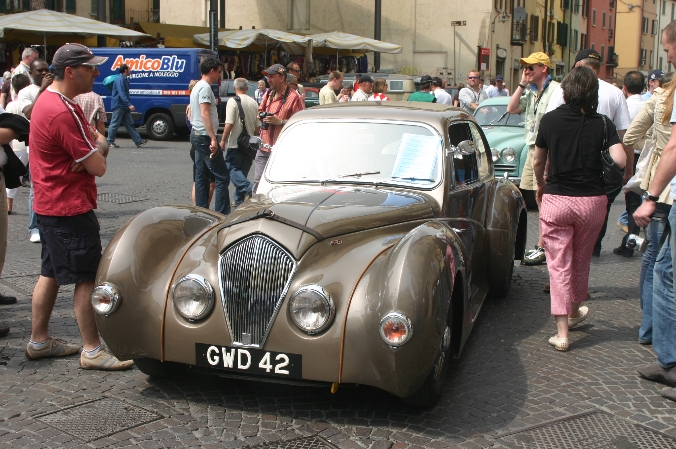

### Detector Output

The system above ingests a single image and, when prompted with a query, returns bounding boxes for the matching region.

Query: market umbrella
[300,31,402,62]
[193,29,306,64]
[0,9,150,51]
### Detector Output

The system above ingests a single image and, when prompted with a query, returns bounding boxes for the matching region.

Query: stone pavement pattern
[0,137,675,448]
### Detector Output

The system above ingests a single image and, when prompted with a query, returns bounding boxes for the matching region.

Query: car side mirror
[249,136,262,151]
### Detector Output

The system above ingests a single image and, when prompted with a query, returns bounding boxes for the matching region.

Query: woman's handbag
[600,115,624,187]
[623,137,656,194]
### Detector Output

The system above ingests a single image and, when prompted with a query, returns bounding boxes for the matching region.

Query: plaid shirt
[75,91,106,128]
[258,87,304,151]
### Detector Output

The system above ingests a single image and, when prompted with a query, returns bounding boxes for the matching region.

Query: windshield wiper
[489,111,509,125]
[320,171,381,185]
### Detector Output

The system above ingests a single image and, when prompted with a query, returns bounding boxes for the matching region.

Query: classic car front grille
[218,234,296,347]
[494,164,517,172]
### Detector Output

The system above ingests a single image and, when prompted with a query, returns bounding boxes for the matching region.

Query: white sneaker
[29,229,40,243]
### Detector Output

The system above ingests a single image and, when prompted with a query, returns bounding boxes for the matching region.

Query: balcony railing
[607,53,619,67]
[512,19,527,45]
[126,8,159,24]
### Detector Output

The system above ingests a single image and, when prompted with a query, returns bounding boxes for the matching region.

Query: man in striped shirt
[26,44,132,371]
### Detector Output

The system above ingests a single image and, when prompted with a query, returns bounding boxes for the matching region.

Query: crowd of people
[0,33,675,403]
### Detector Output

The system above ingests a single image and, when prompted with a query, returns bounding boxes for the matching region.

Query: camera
[626,234,648,252]
[258,111,273,130]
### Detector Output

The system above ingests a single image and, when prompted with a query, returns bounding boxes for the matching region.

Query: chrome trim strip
[218,234,297,348]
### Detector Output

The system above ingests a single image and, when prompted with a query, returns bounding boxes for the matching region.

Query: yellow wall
[615,1,646,77]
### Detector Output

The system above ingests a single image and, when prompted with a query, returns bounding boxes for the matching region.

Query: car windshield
[267,121,442,188]
[474,105,525,127]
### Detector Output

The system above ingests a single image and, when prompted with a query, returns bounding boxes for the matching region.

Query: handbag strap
[601,115,608,153]
[234,96,249,137]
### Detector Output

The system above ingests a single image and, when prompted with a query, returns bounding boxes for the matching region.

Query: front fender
[341,221,466,397]
[94,206,224,360]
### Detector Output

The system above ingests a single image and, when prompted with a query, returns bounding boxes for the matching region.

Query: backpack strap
[233,96,249,137]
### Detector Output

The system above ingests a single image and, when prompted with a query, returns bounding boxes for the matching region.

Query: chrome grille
[494,164,517,172]
[219,234,296,347]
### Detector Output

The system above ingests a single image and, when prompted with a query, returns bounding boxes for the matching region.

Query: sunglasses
[524,64,544,72]
[468,76,480,79]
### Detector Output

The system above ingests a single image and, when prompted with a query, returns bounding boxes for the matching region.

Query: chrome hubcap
[152,120,168,134]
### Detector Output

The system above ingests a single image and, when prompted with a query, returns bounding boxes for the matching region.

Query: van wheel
[146,113,175,141]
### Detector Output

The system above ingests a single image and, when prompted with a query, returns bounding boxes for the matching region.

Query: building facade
[616,0,658,80]
[585,0,617,81]
[655,0,676,72]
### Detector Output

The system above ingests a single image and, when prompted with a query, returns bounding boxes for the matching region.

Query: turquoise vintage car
[473,96,536,209]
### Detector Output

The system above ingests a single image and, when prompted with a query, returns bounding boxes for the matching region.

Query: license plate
[195,343,302,378]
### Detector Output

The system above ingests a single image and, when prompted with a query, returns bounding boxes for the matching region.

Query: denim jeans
[107,108,143,145]
[639,215,670,343]
[652,205,676,368]
[618,191,643,254]
[191,134,230,216]
[28,185,37,233]
[618,210,629,226]
[225,148,253,206]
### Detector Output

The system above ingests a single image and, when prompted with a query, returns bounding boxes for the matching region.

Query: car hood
[227,185,435,241]
[481,125,525,148]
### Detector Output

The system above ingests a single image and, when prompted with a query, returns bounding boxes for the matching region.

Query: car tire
[488,258,514,299]
[520,189,538,210]
[146,112,175,141]
[133,357,183,378]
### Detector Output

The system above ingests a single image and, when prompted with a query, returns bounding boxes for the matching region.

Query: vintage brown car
[92,102,527,407]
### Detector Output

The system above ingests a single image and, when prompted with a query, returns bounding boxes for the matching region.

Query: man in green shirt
[408,75,437,102]
[507,52,560,265]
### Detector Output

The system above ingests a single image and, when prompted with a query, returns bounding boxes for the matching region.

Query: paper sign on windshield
[391,134,439,181]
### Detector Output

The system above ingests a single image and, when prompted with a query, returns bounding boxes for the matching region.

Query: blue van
[91,47,217,140]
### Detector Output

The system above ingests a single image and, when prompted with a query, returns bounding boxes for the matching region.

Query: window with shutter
[110,0,125,24]
[66,0,76,13]
[91,0,97,14]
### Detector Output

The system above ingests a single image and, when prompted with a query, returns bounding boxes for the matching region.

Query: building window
[574,29,579,50]
[602,11,606,28]
[650,49,654,66]
[643,16,649,33]
[601,45,605,62]
[663,0,667,14]
[582,0,587,17]
[653,19,658,34]
[592,8,596,25]
[672,3,675,21]
[660,56,664,70]
[609,14,613,30]
[542,17,547,43]
[548,21,556,43]
[640,48,647,65]
[530,15,540,41]
[110,0,125,24]
[591,42,595,50]
[66,0,76,13]
[91,0,97,14]
[580,32,587,49]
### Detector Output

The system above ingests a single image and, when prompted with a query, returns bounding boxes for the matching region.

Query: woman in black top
[533,66,626,351]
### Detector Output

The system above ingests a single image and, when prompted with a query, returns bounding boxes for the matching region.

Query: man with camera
[253,64,304,193]
[220,78,259,207]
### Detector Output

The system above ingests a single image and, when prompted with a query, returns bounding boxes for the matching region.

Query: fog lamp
[379,312,413,347]
[91,282,122,316]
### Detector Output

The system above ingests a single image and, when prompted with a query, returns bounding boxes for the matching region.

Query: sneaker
[616,221,629,233]
[29,229,40,243]
[612,246,633,257]
[0,294,17,305]
[523,246,546,266]
[25,337,80,360]
[80,346,134,371]
[108,142,119,148]
[136,139,148,148]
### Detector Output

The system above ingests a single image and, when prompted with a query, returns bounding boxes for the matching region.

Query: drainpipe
[97,0,106,47]
[374,0,382,72]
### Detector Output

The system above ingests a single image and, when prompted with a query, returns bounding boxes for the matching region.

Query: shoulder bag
[600,115,624,188]
[234,96,256,159]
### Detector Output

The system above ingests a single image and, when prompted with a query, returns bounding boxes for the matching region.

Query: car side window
[469,123,492,180]
[448,122,480,187]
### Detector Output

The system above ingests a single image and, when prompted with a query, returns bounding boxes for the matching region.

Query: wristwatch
[643,191,660,202]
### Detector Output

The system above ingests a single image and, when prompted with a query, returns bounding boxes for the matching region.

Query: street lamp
[491,12,509,33]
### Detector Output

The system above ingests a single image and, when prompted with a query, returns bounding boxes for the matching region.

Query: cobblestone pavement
[1,137,675,448]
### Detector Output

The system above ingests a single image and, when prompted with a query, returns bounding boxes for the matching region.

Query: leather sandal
[549,335,569,351]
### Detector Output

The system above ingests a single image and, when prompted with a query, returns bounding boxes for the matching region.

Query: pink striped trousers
[540,194,607,315]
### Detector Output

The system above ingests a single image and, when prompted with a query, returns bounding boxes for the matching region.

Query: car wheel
[520,188,538,210]
[488,258,514,299]
[400,323,452,408]
[133,357,183,378]
[146,113,175,141]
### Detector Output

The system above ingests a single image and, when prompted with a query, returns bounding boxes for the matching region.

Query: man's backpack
[103,74,119,93]
[234,96,256,159]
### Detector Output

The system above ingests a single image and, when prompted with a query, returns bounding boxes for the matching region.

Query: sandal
[549,335,569,351]
[568,306,589,329]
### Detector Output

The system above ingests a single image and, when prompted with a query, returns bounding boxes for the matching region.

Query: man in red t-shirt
[25,43,132,371]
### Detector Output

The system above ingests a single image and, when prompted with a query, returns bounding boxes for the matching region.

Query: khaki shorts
[520,145,537,191]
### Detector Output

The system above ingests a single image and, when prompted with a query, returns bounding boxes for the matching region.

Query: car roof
[287,101,474,131]
[478,96,510,106]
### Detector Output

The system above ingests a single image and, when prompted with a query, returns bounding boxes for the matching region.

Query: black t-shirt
[535,104,621,197]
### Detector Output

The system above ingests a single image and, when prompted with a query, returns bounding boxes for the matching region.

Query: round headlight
[289,285,335,334]
[91,282,122,316]
[501,147,517,162]
[491,148,500,162]
[172,274,214,321]
[379,312,412,347]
